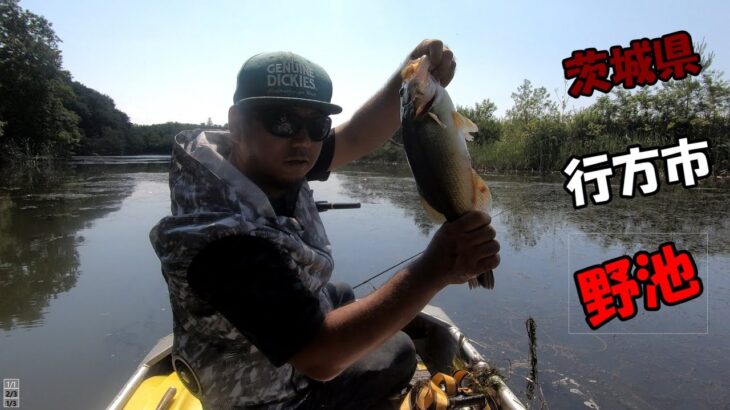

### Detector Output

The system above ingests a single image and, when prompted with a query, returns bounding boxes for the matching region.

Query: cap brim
[235,96,342,115]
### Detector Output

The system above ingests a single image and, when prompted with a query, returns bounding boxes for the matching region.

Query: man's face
[229,104,329,194]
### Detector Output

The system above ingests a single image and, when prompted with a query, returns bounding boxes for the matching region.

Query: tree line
[0,0,222,163]
[364,45,730,175]
[3,0,729,173]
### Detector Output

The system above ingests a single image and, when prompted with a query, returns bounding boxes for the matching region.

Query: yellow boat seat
[123,372,202,410]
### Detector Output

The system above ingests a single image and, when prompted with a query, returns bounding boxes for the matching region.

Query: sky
[21,0,730,126]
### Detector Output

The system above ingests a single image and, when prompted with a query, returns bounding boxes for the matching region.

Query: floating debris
[525,317,549,409]
[526,317,538,401]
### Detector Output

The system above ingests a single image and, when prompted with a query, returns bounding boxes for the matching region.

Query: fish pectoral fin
[452,111,478,142]
[470,168,492,210]
[419,196,446,223]
[427,112,448,129]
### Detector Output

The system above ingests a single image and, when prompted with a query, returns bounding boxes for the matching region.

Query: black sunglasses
[248,107,332,142]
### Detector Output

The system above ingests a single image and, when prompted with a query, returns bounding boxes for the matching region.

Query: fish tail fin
[419,196,446,223]
[400,62,418,82]
[469,270,495,289]
[400,56,430,82]
[470,168,492,211]
[452,111,479,142]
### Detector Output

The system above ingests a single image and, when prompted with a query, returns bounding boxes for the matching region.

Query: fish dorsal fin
[470,168,492,211]
[452,111,478,142]
[419,196,446,223]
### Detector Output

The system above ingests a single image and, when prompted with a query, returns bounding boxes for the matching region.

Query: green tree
[570,41,730,170]
[505,79,558,123]
[0,0,80,159]
[500,80,562,172]
[131,122,203,154]
[67,81,132,155]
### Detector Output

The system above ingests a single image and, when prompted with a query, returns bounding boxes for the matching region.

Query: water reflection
[334,164,730,408]
[1,160,726,409]
[336,170,438,235]
[337,164,730,255]
[0,162,166,330]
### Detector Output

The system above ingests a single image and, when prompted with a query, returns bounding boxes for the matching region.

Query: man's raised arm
[329,39,457,170]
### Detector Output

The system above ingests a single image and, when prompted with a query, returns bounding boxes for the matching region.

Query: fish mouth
[401,56,438,118]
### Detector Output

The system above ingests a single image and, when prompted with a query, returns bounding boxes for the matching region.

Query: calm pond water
[0,158,728,409]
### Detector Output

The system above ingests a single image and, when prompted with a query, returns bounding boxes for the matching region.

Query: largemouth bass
[400,56,494,289]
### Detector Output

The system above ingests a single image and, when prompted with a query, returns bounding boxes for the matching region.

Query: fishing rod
[351,251,424,290]
[351,188,559,291]
[315,201,361,212]
[351,207,509,291]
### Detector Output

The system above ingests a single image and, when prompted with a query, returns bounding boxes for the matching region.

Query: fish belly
[404,110,475,221]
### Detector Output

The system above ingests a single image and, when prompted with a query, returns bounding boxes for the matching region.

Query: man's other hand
[417,211,500,287]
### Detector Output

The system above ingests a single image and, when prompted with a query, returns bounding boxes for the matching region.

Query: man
[150,39,500,409]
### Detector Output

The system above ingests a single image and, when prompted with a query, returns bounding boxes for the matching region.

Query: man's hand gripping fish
[400,56,495,289]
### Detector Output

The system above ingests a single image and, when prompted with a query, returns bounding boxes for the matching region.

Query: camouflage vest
[150,129,334,409]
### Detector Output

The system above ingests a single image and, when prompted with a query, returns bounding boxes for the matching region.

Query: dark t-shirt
[187,132,335,367]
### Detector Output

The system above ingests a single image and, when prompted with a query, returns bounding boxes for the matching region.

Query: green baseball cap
[233,52,342,114]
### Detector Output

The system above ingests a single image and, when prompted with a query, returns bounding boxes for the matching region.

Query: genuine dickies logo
[266,60,317,96]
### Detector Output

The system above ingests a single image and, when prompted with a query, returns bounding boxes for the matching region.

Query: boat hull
[107,305,525,410]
